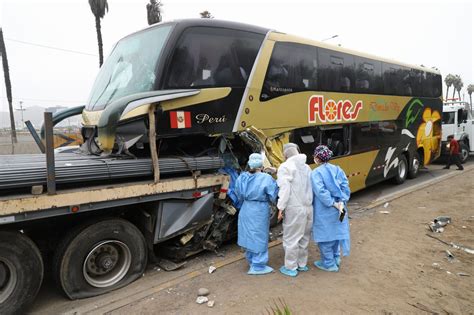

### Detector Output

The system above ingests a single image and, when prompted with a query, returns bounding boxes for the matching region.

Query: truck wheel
[53,219,147,300]
[0,231,43,315]
[460,143,469,163]
[407,152,421,179]
[392,155,408,185]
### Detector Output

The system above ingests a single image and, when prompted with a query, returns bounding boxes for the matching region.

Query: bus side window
[355,57,383,94]
[260,42,318,101]
[351,122,379,154]
[289,127,320,164]
[319,126,349,157]
[318,49,355,93]
[165,27,263,89]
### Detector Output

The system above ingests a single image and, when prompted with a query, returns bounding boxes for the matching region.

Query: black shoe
[457,168,464,171]
[442,167,449,169]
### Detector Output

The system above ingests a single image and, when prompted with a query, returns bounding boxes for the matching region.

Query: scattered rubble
[207,300,215,308]
[198,288,210,296]
[379,211,390,214]
[208,266,217,274]
[196,296,209,304]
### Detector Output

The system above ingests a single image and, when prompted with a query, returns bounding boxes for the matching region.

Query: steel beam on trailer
[44,112,56,194]
[24,120,45,153]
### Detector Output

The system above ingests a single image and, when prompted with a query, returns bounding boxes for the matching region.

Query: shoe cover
[297,266,309,272]
[248,265,274,275]
[314,260,339,272]
[280,266,298,277]
[335,256,341,267]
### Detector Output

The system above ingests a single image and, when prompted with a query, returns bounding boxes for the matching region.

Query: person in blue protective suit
[235,153,279,275]
[311,145,351,272]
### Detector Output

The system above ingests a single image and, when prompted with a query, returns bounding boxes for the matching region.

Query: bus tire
[393,155,408,185]
[53,218,147,300]
[460,143,469,163]
[0,231,43,315]
[407,152,421,179]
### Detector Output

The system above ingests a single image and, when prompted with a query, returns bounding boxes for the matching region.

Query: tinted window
[165,27,263,89]
[422,72,442,98]
[320,126,350,157]
[442,112,455,124]
[351,122,379,154]
[290,126,320,164]
[377,120,401,148]
[355,57,383,94]
[409,69,423,96]
[318,49,355,93]
[383,63,411,96]
[260,42,318,101]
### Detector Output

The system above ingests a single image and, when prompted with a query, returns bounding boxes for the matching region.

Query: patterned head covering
[313,145,333,163]
[248,153,263,169]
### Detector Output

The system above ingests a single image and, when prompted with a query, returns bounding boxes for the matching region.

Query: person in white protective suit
[276,143,313,277]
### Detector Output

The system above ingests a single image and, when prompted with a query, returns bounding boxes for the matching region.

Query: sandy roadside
[111,169,474,315]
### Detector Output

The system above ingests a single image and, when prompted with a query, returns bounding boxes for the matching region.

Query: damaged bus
[0,19,442,313]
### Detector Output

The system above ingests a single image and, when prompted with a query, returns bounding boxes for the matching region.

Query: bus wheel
[0,231,43,315]
[393,155,408,185]
[53,219,147,300]
[460,143,469,163]
[407,152,421,179]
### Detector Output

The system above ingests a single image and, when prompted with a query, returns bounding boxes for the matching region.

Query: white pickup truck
[441,101,473,163]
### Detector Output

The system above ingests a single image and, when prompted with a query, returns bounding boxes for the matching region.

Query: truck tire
[392,155,408,185]
[0,231,43,315]
[53,218,147,300]
[407,152,421,179]
[460,143,469,163]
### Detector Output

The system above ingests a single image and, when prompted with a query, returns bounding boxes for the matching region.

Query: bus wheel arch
[459,141,469,163]
[53,218,147,300]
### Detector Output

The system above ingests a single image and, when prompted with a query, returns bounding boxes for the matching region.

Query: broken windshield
[86,24,173,111]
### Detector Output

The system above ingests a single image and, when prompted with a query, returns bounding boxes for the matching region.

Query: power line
[1,96,86,104]
[5,38,98,57]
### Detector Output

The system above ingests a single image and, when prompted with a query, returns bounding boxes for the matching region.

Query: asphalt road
[31,156,473,314]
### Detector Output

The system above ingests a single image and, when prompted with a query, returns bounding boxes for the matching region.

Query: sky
[0,0,472,114]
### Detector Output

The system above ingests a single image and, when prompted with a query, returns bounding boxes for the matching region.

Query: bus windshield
[86,24,173,111]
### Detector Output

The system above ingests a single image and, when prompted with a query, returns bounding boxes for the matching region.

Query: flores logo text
[308,95,363,123]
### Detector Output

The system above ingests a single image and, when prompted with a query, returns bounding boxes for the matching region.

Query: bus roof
[268,32,440,75]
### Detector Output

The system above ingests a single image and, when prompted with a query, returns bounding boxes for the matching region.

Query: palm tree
[89,0,108,67]
[0,28,17,143]
[444,74,455,101]
[146,0,162,25]
[455,75,463,101]
[467,84,474,111]
[200,10,213,18]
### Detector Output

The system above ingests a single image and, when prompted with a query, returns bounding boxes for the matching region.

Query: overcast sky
[0,0,472,113]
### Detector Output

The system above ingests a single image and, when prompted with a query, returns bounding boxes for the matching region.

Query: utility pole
[0,27,17,143]
[15,101,25,129]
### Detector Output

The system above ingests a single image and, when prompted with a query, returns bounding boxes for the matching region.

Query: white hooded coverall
[277,153,313,270]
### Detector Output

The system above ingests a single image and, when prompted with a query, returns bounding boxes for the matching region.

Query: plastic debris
[379,211,390,214]
[446,271,453,275]
[457,272,471,277]
[196,296,209,304]
[445,250,454,261]
[431,263,441,269]
[208,266,217,274]
[434,216,451,227]
[462,226,467,229]
[383,202,389,208]
[207,300,215,308]
[198,288,210,296]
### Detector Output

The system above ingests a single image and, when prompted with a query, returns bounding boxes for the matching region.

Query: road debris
[445,250,454,261]
[383,202,389,208]
[208,266,217,274]
[457,272,471,277]
[198,288,210,296]
[196,296,209,304]
[379,211,390,214]
[434,216,451,226]
[431,262,441,269]
[207,300,215,308]
[426,234,474,254]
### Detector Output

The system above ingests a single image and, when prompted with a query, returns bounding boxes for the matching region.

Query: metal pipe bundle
[0,153,224,190]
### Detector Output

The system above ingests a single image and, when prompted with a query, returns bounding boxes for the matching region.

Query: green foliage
[200,10,213,18]
[265,298,292,315]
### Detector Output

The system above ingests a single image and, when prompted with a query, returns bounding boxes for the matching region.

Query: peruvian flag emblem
[170,111,192,129]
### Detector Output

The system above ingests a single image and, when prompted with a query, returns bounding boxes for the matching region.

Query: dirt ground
[111,170,474,315]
